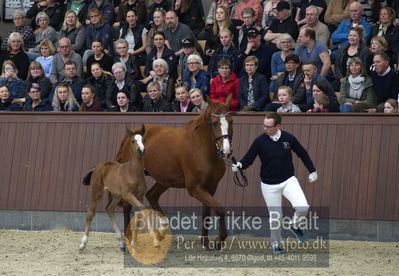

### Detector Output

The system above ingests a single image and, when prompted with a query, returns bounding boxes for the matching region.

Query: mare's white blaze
[220,116,231,155]
[134,134,145,152]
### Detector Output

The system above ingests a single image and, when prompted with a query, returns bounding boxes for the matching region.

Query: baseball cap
[276,1,291,11]
[247,28,260,37]
[182,38,195,48]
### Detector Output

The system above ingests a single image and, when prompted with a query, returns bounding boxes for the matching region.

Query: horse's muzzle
[139,149,145,156]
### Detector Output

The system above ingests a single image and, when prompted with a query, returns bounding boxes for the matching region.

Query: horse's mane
[185,101,225,130]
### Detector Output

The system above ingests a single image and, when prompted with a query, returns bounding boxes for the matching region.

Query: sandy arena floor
[0,228,398,276]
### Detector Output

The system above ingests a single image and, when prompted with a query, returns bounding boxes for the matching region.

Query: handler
[232,112,318,254]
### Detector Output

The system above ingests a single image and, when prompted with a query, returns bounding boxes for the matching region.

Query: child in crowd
[384,98,398,113]
[276,86,301,113]
[309,93,330,113]
[172,82,194,112]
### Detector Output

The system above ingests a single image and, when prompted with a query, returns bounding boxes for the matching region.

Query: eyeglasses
[29,90,40,93]
[280,41,291,44]
[13,17,24,20]
[243,16,253,20]
[263,124,276,129]
[113,70,124,75]
[59,45,70,48]
[89,14,100,19]
[187,62,199,65]
[116,46,127,49]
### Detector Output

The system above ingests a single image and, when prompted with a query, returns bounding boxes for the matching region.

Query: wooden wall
[0,113,398,221]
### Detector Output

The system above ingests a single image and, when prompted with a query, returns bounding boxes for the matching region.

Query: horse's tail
[82,169,94,186]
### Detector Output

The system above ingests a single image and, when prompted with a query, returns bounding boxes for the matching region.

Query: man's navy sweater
[240,131,316,184]
[370,70,399,105]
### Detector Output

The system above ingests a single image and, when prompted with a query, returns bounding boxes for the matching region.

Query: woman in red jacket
[210,58,240,111]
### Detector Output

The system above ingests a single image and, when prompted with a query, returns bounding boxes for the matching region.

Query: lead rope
[231,156,248,187]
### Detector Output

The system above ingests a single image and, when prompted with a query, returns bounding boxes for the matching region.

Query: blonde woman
[59,10,86,54]
[52,84,79,112]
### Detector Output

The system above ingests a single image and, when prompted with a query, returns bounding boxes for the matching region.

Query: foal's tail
[82,169,94,186]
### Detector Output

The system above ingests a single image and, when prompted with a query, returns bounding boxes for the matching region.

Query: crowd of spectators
[0,0,398,113]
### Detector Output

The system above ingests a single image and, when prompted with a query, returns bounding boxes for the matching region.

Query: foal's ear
[139,124,145,136]
[126,127,134,137]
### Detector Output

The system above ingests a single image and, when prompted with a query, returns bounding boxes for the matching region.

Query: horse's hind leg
[105,194,125,251]
[145,182,169,214]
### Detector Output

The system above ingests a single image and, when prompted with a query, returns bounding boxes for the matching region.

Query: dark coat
[106,75,142,110]
[273,70,306,105]
[238,72,271,111]
[20,76,52,100]
[0,99,20,111]
[142,97,172,112]
[86,74,114,108]
[22,99,53,111]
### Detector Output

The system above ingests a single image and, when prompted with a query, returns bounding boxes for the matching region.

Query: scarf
[348,75,365,90]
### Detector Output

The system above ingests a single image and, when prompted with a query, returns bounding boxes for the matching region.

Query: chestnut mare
[80,126,163,251]
[116,99,233,248]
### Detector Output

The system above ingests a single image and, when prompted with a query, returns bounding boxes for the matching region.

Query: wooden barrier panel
[0,113,398,221]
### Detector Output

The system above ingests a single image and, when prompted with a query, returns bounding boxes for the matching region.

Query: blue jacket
[0,78,24,98]
[183,70,210,96]
[86,22,113,52]
[238,72,270,111]
[331,19,371,49]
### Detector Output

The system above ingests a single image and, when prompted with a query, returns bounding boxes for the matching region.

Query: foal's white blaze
[134,134,145,152]
[220,117,231,155]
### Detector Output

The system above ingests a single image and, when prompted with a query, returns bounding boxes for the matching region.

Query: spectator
[331,1,371,51]
[295,0,326,27]
[276,86,302,112]
[234,0,263,26]
[52,84,80,112]
[302,62,339,112]
[368,36,393,71]
[238,7,263,51]
[300,5,330,46]
[106,62,142,109]
[266,54,305,111]
[264,1,299,51]
[339,57,376,112]
[262,0,280,28]
[141,58,176,102]
[86,0,114,25]
[86,39,114,75]
[324,0,353,32]
[51,61,85,103]
[360,0,384,24]
[1,10,34,51]
[116,9,148,65]
[183,54,210,96]
[369,51,399,112]
[0,85,20,111]
[145,9,168,54]
[20,61,52,101]
[35,39,55,79]
[171,0,205,37]
[202,6,238,54]
[384,98,398,113]
[306,79,340,112]
[85,8,113,60]
[50,38,83,84]
[208,29,241,79]
[205,0,237,25]
[144,31,177,79]
[86,62,113,109]
[334,25,371,81]
[66,0,91,26]
[238,56,270,112]
[172,82,195,112]
[146,0,170,26]
[178,38,200,81]
[22,83,52,111]
[210,58,240,111]
[164,10,204,57]
[26,0,64,30]
[270,34,295,91]
[142,81,172,111]
[308,92,330,112]
[370,7,395,46]
[59,10,86,55]
[80,84,103,111]
[237,28,273,80]
[296,27,331,78]
[0,60,24,98]
[114,0,146,27]
[0,32,30,80]
[189,88,208,112]
[109,91,138,111]
[113,39,142,81]
[27,12,57,61]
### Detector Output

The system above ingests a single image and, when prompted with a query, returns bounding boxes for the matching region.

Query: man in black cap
[264,1,299,52]
[177,38,198,80]
[236,27,273,80]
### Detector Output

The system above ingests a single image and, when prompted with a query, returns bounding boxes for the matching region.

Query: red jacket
[210,72,240,111]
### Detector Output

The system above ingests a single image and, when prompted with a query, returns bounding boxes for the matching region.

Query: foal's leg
[106,194,125,251]
[79,188,103,250]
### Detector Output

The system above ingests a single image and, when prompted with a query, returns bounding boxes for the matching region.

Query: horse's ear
[140,124,145,136]
[126,127,134,137]
[225,94,233,107]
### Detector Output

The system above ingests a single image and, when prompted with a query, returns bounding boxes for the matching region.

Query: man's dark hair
[63,60,77,69]
[303,28,316,40]
[285,54,300,64]
[266,112,282,126]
